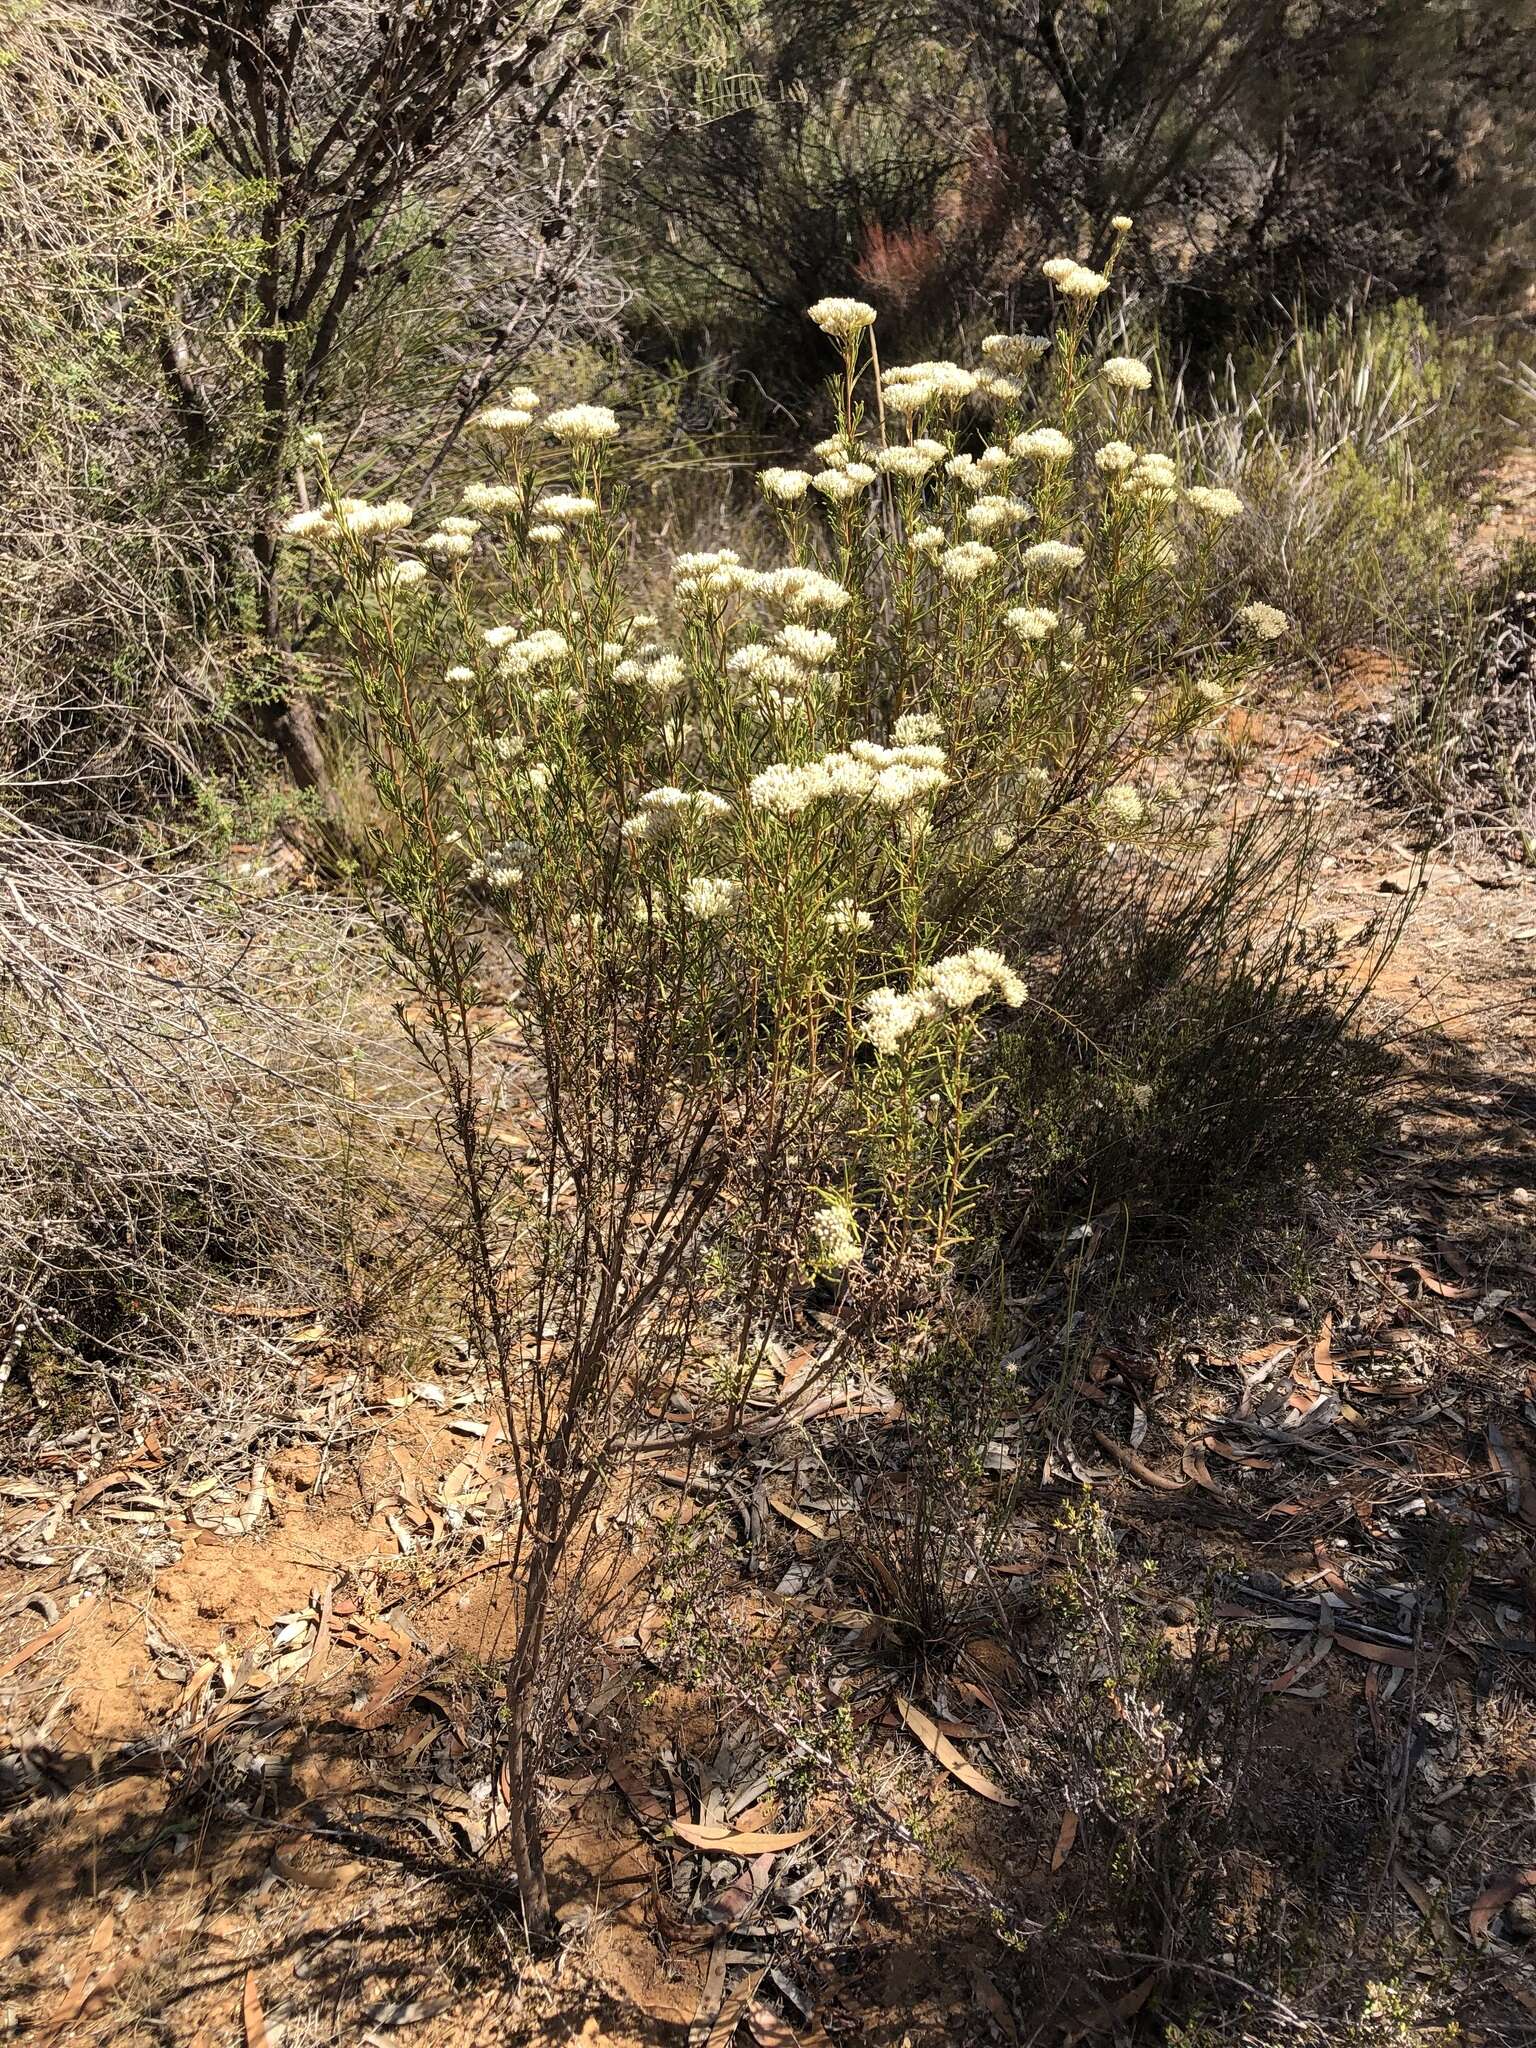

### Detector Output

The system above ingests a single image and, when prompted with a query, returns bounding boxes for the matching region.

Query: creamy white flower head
[760,466,812,502]
[1111,214,1133,234]
[977,445,1012,474]
[765,566,852,614]
[483,625,520,650]
[1194,679,1226,706]
[813,468,862,503]
[908,524,946,556]
[1237,601,1288,641]
[979,373,1023,402]
[1011,426,1074,463]
[462,481,522,513]
[1057,264,1110,300]
[445,665,476,684]
[807,296,877,341]
[1006,605,1059,641]
[776,624,837,666]
[1022,539,1086,574]
[1041,256,1080,284]
[493,627,570,676]
[674,547,742,578]
[622,785,731,841]
[982,333,1052,372]
[1132,452,1177,486]
[870,760,950,808]
[735,647,803,689]
[336,497,413,540]
[283,508,332,539]
[421,529,474,561]
[378,557,427,593]
[1185,485,1245,519]
[966,495,1029,535]
[544,403,619,444]
[883,360,977,410]
[828,898,874,935]
[684,874,741,919]
[883,378,936,417]
[1094,440,1137,476]
[1099,784,1145,833]
[861,986,929,1054]
[527,523,564,546]
[940,541,998,585]
[893,711,944,745]
[472,405,534,439]
[748,760,829,817]
[808,1198,861,1272]
[534,492,598,523]
[300,428,326,452]
[641,653,689,694]
[920,945,1027,1013]
[945,453,976,483]
[437,515,479,538]
[1103,355,1152,393]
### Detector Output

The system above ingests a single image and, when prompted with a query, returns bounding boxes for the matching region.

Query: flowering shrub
[286,223,1289,1931]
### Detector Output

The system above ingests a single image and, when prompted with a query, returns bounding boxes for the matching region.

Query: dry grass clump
[0,813,413,1433]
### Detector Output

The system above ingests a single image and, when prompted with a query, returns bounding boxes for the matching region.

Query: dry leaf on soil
[895,1696,1018,1807]
[671,1819,812,1854]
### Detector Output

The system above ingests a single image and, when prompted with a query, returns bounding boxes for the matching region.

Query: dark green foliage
[992,807,1398,1258]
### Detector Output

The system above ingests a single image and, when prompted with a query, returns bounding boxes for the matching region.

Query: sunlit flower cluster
[861,946,1026,1053]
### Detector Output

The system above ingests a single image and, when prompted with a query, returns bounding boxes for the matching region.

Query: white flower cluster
[484,626,570,678]
[1022,540,1086,574]
[813,464,876,503]
[670,552,852,615]
[981,332,1051,373]
[1094,440,1137,477]
[534,492,598,524]
[807,296,878,341]
[749,738,950,818]
[544,403,619,445]
[620,785,732,843]
[966,494,1030,535]
[1041,256,1110,300]
[939,541,997,585]
[759,466,812,502]
[1099,784,1145,833]
[861,945,1026,1053]
[808,1198,862,1273]
[471,403,536,440]
[827,897,874,935]
[377,558,427,595]
[1006,605,1059,641]
[615,649,689,696]
[1184,485,1245,520]
[1102,355,1153,393]
[1011,426,1074,463]
[683,874,741,919]
[462,481,522,514]
[1237,601,1289,641]
[882,360,979,415]
[876,445,938,481]
[284,496,413,543]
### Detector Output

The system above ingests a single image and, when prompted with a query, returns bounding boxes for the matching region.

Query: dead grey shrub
[0,811,415,1429]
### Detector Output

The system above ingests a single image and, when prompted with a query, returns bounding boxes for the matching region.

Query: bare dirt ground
[5,465,1536,2047]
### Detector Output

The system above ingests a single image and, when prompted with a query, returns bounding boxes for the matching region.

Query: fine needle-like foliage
[290,224,1292,1938]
